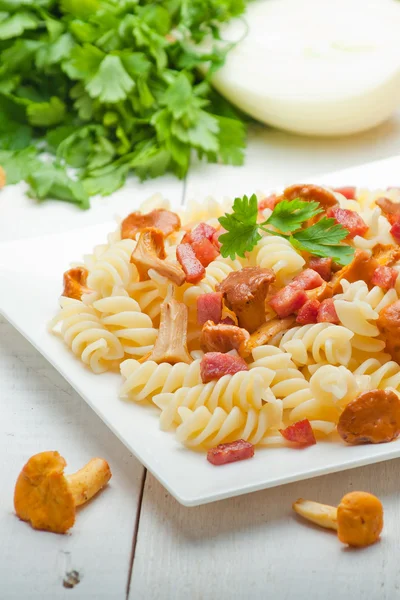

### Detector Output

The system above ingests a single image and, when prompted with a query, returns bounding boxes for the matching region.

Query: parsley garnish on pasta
[218,194,355,265]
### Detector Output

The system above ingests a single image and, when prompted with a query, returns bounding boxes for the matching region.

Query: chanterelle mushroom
[293,491,384,547]
[62,267,91,300]
[130,228,185,286]
[0,166,5,189]
[121,208,181,240]
[216,267,275,333]
[147,298,192,364]
[14,451,111,534]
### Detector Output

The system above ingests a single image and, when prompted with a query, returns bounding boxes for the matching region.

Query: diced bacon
[269,286,308,318]
[211,227,226,249]
[191,238,220,267]
[327,206,368,239]
[308,257,332,281]
[189,223,216,244]
[371,266,398,290]
[197,293,223,326]
[296,299,320,324]
[258,194,279,211]
[333,186,356,200]
[279,419,316,446]
[176,243,205,284]
[200,352,249,383]
[390,221,400,243]
[207,439,255,466]
[317,298,339,324]
[220,316,235,325]
[292,268,324,291]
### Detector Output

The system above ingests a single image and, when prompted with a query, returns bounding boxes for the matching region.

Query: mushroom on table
[293,491,384,547]
[14,451,112,534]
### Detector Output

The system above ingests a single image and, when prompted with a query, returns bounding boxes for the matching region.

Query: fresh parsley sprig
[218,194,355,266]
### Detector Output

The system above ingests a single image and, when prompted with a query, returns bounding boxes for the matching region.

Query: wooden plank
[130,463,400,600]
[0,318,145,600]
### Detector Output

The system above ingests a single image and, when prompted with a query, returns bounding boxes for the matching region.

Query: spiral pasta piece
[86,239,137,299]
[49,298,124,373]
[353,207,394,250]
[120,358,202,401]
[250,235,305,285]
[92,296,157,357]
[275,323,354,366]
[153,367,275,430]
[353,358,400,392]
[175,401,283,449]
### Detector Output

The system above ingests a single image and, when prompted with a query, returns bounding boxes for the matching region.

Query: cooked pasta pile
[50,185,400,453]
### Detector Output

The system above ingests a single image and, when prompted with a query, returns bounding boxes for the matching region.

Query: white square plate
[2,155,400,506]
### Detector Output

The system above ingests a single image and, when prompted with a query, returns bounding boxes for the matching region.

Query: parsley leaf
[218,195,355,265]
[266,199,322,233]
[28,162,89,209]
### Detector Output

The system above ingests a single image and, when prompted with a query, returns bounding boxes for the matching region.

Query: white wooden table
[3,118,400,600]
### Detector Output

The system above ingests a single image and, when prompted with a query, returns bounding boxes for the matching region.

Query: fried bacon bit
[176,243,205,284]
[197,293,223,326]
[307,257,332,281]
[269,286,308,318]
[62,267,91,300]
[200,352,249,383]
[279,419,316,446]
[376,197,400,225]
[330,249,376,294]
[217,267,276,333]
[333,186,356,200]
[131,228,185,285]
[371,266,398,290]
[296,299,320,324]
[291,268,324,290]
[377,300,400,363]
[242,317,295,356]
[390,221,400,244]
[326,206,368,239]
[200,321,250,354]
[258,194,279,212]
[148,298,192,365]
[182,223,221,267]
[121,209,180,240]
[337,389,400,445]
[317,298,339,324]
[283,184,338,209]
[211,227,226,249]
[207,439,254,466]
[0,166,5,189]
[191,238,220,267]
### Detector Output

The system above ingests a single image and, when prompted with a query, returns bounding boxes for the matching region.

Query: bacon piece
[283,184,338,209]
[200,321,250,354]
[191,238,220,267]
[197,293,223,326]
[296,299,320,324]
[333,186,356,200]
[176,243,205,284]
[279,419,316,446]
[269,286,308,318]
[376,197,400,225]
[211,227,226,249]
[200,352,249,383]
[291,268,324,291]
[371,266,398,290]
[308,257,332,281]
[62,267,91,300]
[326,206,368,239]
[217,267,276,333]
[317,298,339,324]
[190,223,216,243]
[207,439,254,466]
[121,209,180,240]
[258,194,279,211]
[390,221,400,243]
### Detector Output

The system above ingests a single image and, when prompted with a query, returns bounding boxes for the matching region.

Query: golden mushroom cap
[337,491,383,547]
[14,451,75,534]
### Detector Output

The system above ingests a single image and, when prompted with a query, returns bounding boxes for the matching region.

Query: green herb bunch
[0,0,247,208]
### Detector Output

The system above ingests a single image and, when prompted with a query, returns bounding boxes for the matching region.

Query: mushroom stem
[66,458,111,507]
[293,498,338,531]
